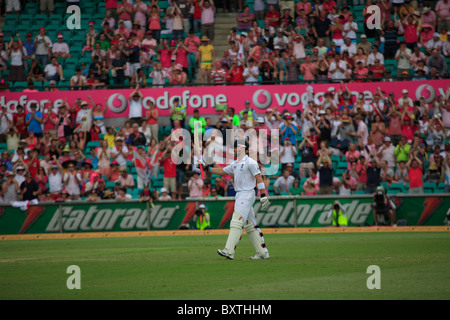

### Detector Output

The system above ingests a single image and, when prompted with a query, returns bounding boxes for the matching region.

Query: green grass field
[0,232,449,300]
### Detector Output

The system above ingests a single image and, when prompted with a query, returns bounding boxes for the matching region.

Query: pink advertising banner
[0,80,448,117]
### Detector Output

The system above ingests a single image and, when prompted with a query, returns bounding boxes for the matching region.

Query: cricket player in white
[197,141,271,260]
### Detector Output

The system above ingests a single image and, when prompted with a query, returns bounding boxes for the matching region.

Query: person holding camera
[338,170,356,195]
[372,186,396,226]
[192,204,211,230]
[327,200,348,227]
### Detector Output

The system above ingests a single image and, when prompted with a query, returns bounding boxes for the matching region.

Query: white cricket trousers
[234,190,257,225]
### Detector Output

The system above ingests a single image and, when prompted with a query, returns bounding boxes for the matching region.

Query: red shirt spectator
[160,153,177,178]
[265,7,281,27]
[229,63,244,83]
[13,106,27,136]
[322,0,337,13]
[408,161,423,189]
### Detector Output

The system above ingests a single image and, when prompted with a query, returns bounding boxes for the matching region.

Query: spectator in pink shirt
[300,54,316,81]
[435,0,450,32]
[188,171,204,197]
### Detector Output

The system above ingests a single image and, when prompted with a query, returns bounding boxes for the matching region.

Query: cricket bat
[194,122,205,179]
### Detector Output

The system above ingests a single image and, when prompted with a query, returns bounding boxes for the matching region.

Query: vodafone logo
[252,89,272,110]
[106,93,128,114]
[415,84,436,104]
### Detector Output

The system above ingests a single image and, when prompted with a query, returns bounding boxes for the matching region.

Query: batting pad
[225,211,244,255]
[244,221,268,256]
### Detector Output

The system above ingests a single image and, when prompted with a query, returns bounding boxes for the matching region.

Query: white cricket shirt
[223,155,260,192]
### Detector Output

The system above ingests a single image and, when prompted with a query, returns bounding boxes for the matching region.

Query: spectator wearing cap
[111,136,129,168]
[14,165,26,187]
[398,89,414,108]
[117,167,135,191]
[20,171,40,201]
[243,58,259,84]
[23,33,36,60]
[426,32,444,54]
[142,31,158,56]
[280,136,297,167]
[158,187,172,201]
[47,157,63,197]
[280,113,298,145]
[169,96,187,129]
[129,122,147,147]
[273,29,289,50]
[239,100,257,121]
[52,33,71,60]
[427,49,448,75]
[25,104,43,139]
[377,137,396,169]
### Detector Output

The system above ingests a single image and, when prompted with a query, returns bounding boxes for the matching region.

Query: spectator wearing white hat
[52,33,71,60]
[158,187,172,201]
[398,89,414,108]
[377,137,396,170]
[426,33,444,54]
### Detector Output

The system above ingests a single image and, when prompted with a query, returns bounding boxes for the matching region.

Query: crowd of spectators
[0,0,450,205]
[1,0,449,89]
[226,0,450,84]
[0,81,449,204]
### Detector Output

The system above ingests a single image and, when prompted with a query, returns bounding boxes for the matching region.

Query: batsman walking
[198,141,271,260]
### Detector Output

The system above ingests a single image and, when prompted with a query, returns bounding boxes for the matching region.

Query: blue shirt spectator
[23,33,36,57]
[280,116,298,145]
[25,104,43,136]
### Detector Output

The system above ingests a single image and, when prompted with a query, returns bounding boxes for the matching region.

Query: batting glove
[195,159,206,169]
[260,196,270,210]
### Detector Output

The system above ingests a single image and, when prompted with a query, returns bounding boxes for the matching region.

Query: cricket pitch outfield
[0,229,449,300]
